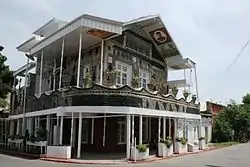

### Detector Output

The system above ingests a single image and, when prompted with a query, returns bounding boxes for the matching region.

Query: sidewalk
[0,148,40,159]
[40,147,219,165]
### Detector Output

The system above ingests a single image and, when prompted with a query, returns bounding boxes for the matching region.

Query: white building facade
[7,14,203,160]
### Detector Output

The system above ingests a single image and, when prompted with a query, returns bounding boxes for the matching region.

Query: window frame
[139,69,150,89]
[81,120,89,144]
[115,61,131,86]
[117,121,126,145]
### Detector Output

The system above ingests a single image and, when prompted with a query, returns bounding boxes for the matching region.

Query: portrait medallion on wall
[148,27,178,57]
[149,27,172,46]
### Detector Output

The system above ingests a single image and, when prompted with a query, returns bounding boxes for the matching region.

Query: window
[194,126,198,141]
[118,121,126,144]
[142,118,149,141]
[108,45,112,51]
[113,48,116,55]
[139,69,149,88]
[116,62,131,85]
[83,65,90,78]
[81,120,88,144]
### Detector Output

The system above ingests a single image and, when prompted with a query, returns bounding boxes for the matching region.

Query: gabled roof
[16,36,43,52]
[123,15,182,59]
[13,62,36,76]
[17,14,182,61]
[33,18,67,37]
[26,14,123,55]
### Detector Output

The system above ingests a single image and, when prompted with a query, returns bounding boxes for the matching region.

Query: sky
[1,0,250,104]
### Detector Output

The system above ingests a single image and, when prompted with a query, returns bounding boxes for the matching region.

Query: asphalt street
[0,143,249,167]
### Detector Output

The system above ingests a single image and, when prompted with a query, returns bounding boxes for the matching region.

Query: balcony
[166,55,195,71]
[16,84,201,116]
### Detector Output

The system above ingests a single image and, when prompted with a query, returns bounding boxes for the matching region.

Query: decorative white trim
[65,106,201,119]
[9,106,201,120]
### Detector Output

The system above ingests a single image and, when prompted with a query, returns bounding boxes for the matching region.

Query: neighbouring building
[200,111,212,143]
[200,101,225,121]
[200,101,226,143]
[8,14,202,160]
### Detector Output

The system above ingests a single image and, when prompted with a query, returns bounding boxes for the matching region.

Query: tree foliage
[212,94,250,143]
[0,98,8,108]
[0,46,14,99]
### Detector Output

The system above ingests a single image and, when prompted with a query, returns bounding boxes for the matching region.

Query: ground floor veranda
[3,106,202,160]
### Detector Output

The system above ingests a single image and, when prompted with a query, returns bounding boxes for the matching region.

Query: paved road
[0,143,249,167]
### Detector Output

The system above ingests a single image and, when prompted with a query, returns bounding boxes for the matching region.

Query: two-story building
[8,14,201,160]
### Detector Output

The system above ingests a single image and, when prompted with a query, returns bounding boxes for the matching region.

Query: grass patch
[209,141,239,147]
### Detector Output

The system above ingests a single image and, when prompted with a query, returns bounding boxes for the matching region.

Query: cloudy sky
[1,0,250,104]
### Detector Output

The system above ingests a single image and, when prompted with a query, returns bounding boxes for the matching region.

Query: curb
[127,147,222,164]
[39,146,234,165]
[40,158,127,165]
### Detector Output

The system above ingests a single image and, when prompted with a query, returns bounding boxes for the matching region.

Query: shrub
[136,144,149,153]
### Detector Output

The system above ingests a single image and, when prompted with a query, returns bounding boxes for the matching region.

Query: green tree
[242,93,250,105]
[212,111,233,142]
[0,46,14,99]
[0,98,8,108]
[212,94,250,142]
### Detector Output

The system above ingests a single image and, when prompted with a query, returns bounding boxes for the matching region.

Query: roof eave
[13,62,36,76]
[32,18,56,35]
[28,14,123,55]
[16,36,36,52]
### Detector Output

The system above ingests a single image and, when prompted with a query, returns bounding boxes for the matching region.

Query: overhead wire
[198,39,250,101]
[226,40,250,72]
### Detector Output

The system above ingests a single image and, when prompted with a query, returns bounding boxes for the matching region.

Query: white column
[70,112,74,146]
[194,64,199,102]
[100,40,104,85]
[123,35,127,47]
[46,115,50,130]
[34,117,38,128]
[59,39,65,89]
[39,51,43,95]
[12,76,16,115]
[149,117,151,141]
[30,117,34,134]
[46,115,50,141]
[53,59,56,91]
[103,114,106,146]
[16,119,20,135]
[28,118,31,133]
[22,57,29,135]
[77,32,82,87]
[91,118,94,144]
[174,118,178,139]
[59,116,64,145]
[198,119,202,138]
[163,117,166,139]
[145,117,148,140]
[131,115,135,146]
[158,117,161,142]
[139,115,143,144]
[10,121,14,136]
[184,119,187,138]
[168,118,171,137]
[77,113,82,159]
[126,114,131,159]
[56,116,59,126]
[37,116,40,127]
[72,118,76,147]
